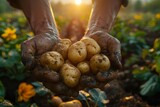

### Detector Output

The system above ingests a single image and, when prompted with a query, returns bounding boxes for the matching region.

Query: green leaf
[124,54,139,67]
[32,82,43,88]
[77,93,87,101]
[89,88,109,107]
[140,75,159,96]
[35,87,50,96]
[155,77,160,92]
[0,99,13,107]
[141,49,149,59]
[134,72,153,81]
[0,81,5,97]
[0,57,7,68]
[0,97,4,103]
[32,82,50,96]
[0,46,9,52]
[153,26,160,32]
[133,66,150,75]
[155,56,160,74]
[154,38,160,50]
[77,90,89,101]
[134,30,146,37]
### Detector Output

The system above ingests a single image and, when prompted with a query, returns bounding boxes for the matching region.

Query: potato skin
[52,96,63,107]
[39,51,64,71]
[90,54,110,74]
[60,63,81,87]
[81,37,101,59]
[68,41,87,64]
[59,100,82,107]
[53,39,72,59]
[77,62,90,74]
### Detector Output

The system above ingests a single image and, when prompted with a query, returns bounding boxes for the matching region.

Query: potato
[77,62,90,74]
[90,54,110,74]
[61,63,81,87]
[59,100,82,107]
[53,39,72,59]
[39,51,64,71]
[81,37,101,59]
[52,96,63,107]
[68,41,87,64]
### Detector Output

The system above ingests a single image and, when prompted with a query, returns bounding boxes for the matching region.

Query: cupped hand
[85,30,122,69]
[21,32,60,82]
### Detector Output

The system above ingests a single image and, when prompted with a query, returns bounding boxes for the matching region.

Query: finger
[108,38,122,69]
[21,39,36,70]
[110,52,122,69]
[33,66,60,83]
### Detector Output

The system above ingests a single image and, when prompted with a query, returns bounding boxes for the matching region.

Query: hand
[21,32,60,82]
[84,0,123,69]
[85,30,122,69]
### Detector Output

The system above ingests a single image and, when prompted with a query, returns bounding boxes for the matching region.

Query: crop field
[0,0,160,107]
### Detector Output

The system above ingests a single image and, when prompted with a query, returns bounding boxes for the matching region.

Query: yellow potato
[39,51,64,71]
[53,39,72,59]
[60,63,81,87]
[52,96,63,107]
[81,37,101,59]
[90,54,110,74]
[77,62,90,74]
[59,100,82,107]
[68,41,87,64]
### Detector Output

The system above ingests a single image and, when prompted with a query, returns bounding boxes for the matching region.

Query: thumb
[110,52,122,69]
[21,38,36,70]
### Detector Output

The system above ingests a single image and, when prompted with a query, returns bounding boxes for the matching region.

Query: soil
[104,71,160,107]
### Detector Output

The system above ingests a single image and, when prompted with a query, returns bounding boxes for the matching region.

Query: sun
[75,0,82,5]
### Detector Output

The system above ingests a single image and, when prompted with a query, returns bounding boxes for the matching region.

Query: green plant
[0,33,29,81]
[77,88,109,107]
[0,81,5,98]
[111,18,149,68]
[133,38,160,96]
[0,15,30,81]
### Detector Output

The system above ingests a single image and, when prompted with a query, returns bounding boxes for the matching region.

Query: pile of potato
[39,37,110,89]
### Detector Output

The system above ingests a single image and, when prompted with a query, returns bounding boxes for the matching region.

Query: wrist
[85,26,108,36]
[18,0,59,36]
[87,0,122,33]
[40,30,60,42]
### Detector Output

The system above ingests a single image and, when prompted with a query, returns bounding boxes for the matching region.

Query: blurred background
[0,0,160,107]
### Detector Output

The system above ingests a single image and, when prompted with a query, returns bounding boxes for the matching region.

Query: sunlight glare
[75,0,82,5]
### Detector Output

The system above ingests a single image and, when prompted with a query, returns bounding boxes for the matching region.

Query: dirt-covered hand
[85,31,122,69]
[21,33,59,70]
[8,0,61,83]
[85,0,124,69]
